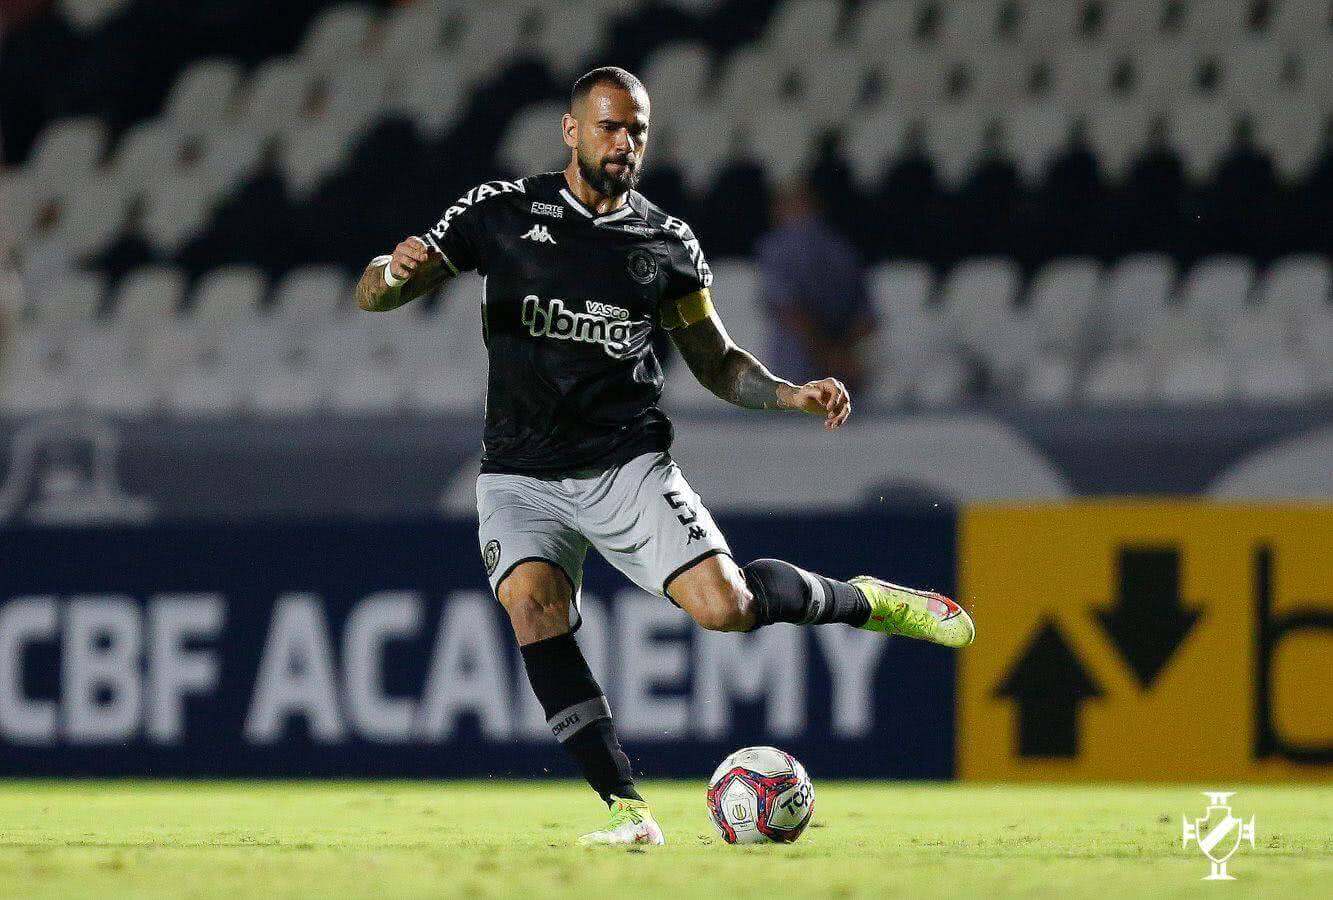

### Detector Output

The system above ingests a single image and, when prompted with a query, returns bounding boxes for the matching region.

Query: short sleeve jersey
[420,172,712,476]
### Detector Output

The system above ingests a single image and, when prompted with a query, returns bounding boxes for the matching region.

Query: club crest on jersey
[483,540,501,576]
[521,224,557,245]
[626,248,658,284]
[521,295,646,359]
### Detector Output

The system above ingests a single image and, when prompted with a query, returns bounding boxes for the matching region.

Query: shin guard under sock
[519,632,641,804]
[742,558,871,628]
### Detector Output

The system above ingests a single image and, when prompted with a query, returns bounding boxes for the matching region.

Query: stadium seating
[1,0,1330,415]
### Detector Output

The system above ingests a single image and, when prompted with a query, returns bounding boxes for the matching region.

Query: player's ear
[561,113,578,150]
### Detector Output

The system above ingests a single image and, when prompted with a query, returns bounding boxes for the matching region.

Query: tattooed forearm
[356,258,449,312]
[671,313,796,411]
[355,261,408,312]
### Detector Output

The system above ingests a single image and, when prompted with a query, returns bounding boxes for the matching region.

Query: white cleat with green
[850,576,975,648]
[576,796,665,846]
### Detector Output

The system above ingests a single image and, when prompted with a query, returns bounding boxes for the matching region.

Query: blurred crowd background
[1,0,1330,416]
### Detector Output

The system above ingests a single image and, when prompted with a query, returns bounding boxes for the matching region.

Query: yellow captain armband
[660,288,714,330]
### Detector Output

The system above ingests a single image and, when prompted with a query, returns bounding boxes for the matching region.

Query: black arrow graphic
[1096,547,1201,689]
[994,619,1103,757]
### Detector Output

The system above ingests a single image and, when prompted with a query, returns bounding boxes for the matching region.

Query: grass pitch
[0,780,1327,898]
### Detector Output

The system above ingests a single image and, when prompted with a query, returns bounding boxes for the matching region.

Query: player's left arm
[665,289,851,430]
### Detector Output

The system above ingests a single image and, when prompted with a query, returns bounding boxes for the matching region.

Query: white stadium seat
[1177,0,1253,51]
[1170,101,1242,182]
[844,107,912,189]
[1083,100,1154,179]
[1218,41,1293,107]
[1096,0,1170,48]
[707,258,765,349]
[1017,0,1086,47]
[763,0,844,53]
[886,49,950,114]
[110,120,190,192]
[56,0,132,32]
[271,266,350,323]
[279,122,355,198]
[1006,101,1075,182]
[140,174,215,255]
[1256,254,1332,322]
[1130,41,1205,107]
[1222,310,1289,361]
[239,59,314,135]
[535,7,611,79]
[1021,352,1078,405]
[936,0,1010,49]
[1083,350,1153,404]
[388,56,465,137]
[406,284,487,412]
[1238,356,1314,402]
[1254,104,1326,181]
[799,52,869,127]
[52,177,129,261]
[1156,350,1235,404]
[643,42,713,113]
[922,102,991,186]
[497,102,570,176]
[1267,0,1333,48]
[25,272,105,324]
[299,3,375,75]
[1047,45,1122,105]
[165,58,242,130]
[376,0,446,66]
[198,130,267,200]
[325,61,390,136]
[1028,257,1101,354]
[28,117,106,185]
[1177,255,1255,336]
[110,265,186,322]
[448,4,530,89]
[250,362,326,414]
[1099,254,1177,349]
[190,266,268,321]
[849,0,921,58]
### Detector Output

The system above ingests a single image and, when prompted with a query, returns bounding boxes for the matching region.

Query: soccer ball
[706,746,814,844]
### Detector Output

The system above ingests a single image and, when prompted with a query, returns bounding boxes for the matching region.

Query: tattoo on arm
[355,258,449,312]
[670,313,794,410]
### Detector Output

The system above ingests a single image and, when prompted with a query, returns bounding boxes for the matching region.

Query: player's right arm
[355,236,449,312]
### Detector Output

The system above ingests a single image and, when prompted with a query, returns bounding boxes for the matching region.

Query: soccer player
[355,67,974,846]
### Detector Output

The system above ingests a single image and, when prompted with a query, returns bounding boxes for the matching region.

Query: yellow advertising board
[958,502,1331,780]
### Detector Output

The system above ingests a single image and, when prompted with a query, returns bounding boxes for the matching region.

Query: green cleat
[576,796,665,846]
[850,576,975,648]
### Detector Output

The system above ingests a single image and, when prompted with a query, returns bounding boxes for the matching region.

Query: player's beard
[577,145,641,197]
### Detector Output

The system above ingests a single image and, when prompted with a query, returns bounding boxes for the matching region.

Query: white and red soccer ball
[706,746,814,844]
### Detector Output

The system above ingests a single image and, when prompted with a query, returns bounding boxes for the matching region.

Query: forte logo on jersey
[521,294,646,359]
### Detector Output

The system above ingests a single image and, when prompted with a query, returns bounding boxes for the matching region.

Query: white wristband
[383,262,408,288]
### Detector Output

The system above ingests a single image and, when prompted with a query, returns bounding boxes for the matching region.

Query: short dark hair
[570,66,647,111]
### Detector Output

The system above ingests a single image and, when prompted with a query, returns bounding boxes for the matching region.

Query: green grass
[0,781,1328,898]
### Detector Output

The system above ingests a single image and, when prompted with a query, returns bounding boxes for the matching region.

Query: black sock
[519,632,641,805]
[743,558,871,628]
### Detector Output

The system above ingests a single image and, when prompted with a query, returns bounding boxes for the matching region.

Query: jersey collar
[558,184,640,226]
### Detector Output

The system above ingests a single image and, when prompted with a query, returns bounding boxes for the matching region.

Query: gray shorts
[476,451,731,620]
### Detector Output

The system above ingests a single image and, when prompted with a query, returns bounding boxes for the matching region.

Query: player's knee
[691,583,756,632]
[496,564,569,620]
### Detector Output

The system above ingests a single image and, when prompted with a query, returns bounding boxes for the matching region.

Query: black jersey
[419,172,712,477]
